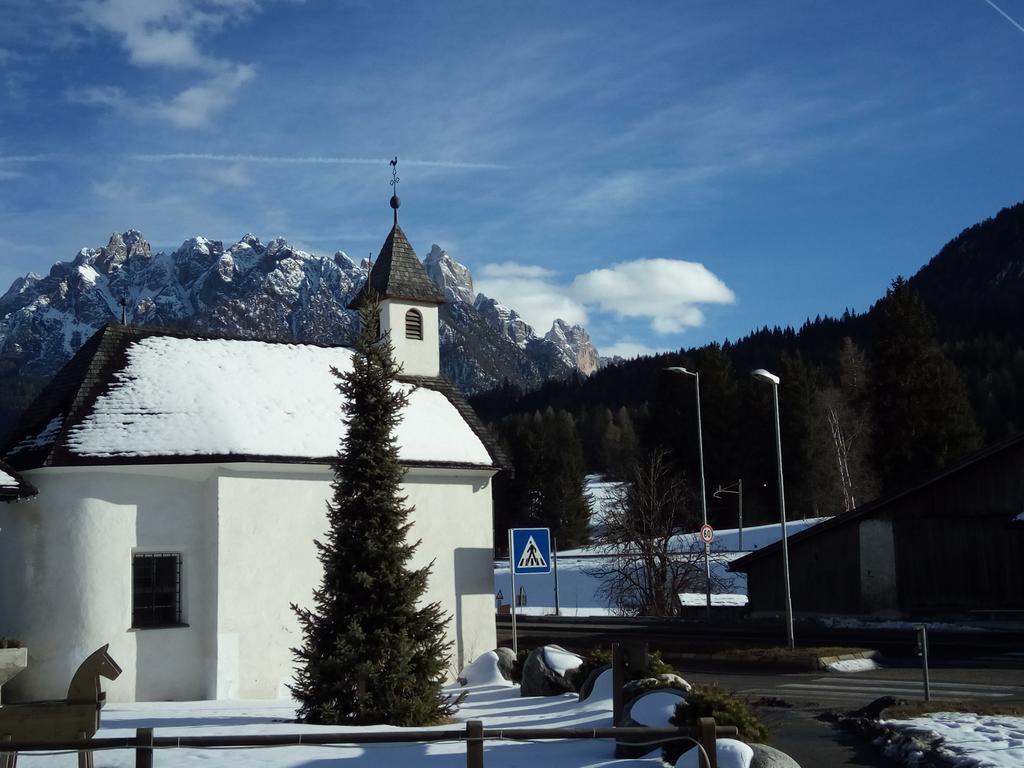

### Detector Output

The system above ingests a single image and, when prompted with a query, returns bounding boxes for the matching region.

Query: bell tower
[348,161,445,377]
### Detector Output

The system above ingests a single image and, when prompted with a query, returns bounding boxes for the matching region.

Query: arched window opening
[405,309,423,340]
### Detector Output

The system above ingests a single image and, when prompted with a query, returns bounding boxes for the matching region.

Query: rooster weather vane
[389,156,401,224]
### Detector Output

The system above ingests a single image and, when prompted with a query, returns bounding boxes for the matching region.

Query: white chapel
[0,207,504,702]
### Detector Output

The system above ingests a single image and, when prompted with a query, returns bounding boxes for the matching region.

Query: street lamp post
[665,366,712,618]
[713,479,743,551]
[752,368,795,649]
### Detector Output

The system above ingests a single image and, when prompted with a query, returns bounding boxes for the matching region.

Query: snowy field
[8,664,730,768]
[496,512,828,615]
[885,713,1024,768]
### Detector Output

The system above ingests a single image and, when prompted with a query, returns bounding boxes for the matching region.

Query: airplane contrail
[129,153,509,170]
[983,0,1024,34]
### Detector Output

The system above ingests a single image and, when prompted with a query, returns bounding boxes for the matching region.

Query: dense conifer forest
[475,202,1024,546]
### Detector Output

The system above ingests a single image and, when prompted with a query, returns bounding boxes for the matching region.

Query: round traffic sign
[699,523,714,544]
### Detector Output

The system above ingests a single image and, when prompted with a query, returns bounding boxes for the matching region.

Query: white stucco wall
[0,461,495,703]
[380,300,440,378]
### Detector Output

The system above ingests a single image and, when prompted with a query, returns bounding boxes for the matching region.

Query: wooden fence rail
[0,719,738,768]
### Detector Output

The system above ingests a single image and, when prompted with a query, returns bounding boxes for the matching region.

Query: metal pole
[737,479,743,552]
[552,535,560,617]
[917,625,931,701]
[771,383,796,649]
[508,529,518,655]
[693,372,712,618]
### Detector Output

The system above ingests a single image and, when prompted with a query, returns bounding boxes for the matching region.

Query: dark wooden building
[731,433,1024,619]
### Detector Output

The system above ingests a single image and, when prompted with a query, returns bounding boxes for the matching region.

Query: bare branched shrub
[585,450,733,616]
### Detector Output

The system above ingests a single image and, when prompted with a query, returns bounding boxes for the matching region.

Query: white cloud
[77,0,256,71]
[69,1,259,128]
[600,341,665,359]
[152,63,255,128]
[475,262,588,331]
[572,258,734,334]
[66,64,255,129]
[475,257,735,339]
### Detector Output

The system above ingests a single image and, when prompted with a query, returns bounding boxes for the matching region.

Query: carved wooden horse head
[66,644,122,706]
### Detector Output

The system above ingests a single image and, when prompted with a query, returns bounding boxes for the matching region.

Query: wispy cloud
[66,0,260,128]
[76,0,257,72]
[129,153,511,170]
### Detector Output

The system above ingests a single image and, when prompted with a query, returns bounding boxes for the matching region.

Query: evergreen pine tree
[290,296,454,726]
[868,277,981,492]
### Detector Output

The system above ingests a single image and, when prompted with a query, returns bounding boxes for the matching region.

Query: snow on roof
[10,416,64,456]
[62,336,493,466]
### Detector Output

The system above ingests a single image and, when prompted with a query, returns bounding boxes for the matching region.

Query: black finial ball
[390,195,400,210]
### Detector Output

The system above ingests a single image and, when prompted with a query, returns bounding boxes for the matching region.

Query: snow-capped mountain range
[0,231,599,394]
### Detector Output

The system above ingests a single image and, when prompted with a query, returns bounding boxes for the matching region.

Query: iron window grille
[405,309,423,340]
[132,552,182,628]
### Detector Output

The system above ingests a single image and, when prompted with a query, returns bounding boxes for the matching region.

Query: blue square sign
[511,527,552,575]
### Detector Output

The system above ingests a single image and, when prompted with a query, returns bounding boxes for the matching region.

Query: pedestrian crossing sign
[511,527,552,575]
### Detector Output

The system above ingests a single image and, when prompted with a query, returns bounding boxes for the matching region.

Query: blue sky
[1,1,1023,358]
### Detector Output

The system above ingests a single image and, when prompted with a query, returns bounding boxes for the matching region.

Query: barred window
[132,553,183,628]
[405,309,423,340]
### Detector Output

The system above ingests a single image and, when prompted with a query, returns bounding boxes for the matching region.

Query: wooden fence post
[611,643,625,725]
[698,717,717,768]
[465,720,484,768]
[136,727,154,768]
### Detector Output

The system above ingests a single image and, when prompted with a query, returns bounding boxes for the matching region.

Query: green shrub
[662,684,769,765]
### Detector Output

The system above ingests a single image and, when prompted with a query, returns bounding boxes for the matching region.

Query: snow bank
[61,336,492,465]
[630,691,685,727]
[0,468,18,488]
[826,658,880,673]
[675,739,753,768]
[542,646,583,676]
[819,616,990,632]
[458,651,511,687]
[885,713,1024,768]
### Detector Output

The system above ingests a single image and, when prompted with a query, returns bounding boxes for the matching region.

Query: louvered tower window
[405,309,423,340]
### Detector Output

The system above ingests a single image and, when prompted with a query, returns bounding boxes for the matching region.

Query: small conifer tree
[290,295,454,725]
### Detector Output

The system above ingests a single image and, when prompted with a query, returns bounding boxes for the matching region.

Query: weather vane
[389,156,400,224]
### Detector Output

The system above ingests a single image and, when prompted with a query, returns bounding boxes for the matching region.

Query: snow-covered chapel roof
[1,324,506,471]
[0,458,37,501]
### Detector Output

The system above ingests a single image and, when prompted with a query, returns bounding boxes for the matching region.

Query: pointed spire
[346,166,445,309]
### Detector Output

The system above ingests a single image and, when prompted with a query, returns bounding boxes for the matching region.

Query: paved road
[683,663,1024,708]
[680,662,1024,766]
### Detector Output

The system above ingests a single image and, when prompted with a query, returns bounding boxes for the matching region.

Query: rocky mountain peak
[544,319,600,376]
[424,244,475,304]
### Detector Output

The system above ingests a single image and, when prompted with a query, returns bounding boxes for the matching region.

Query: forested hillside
[476,202,1024,543]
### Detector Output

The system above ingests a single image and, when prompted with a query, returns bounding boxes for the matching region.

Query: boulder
[457,651,514,687]
[493,647,516,682]
[519,645,580,697]
[624,673,693,700]
[750,743,802,768]
[614,687,688,758]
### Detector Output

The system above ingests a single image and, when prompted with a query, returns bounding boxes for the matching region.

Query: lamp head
[752,368,781,385]
[665,366,695,376]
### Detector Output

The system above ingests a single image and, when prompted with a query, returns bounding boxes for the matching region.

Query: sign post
[508,527,552,655]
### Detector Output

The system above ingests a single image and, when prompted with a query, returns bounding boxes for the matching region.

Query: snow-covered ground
[496,485,828,615]
[885,713,1024,768]
[9,664,737,767]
